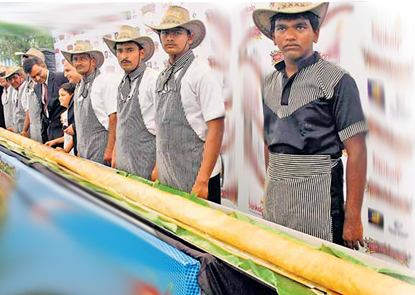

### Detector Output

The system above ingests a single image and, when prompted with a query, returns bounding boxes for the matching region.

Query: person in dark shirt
[253,2,367,249]
[23,57,68,147]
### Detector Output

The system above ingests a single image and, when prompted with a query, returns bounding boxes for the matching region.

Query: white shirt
[174,59,226,177]
[41,70,50,117]
[61,110,74,155]
[136,67,158,135]
[21,81,32,112]
[77,72,120,130]
[1,86,11,105]
[12,80,26,107]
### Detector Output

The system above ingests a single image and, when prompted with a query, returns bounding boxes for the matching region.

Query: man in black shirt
[253,2,367,249]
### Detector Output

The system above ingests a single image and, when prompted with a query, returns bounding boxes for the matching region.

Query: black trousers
[331,160,345,246]
[208,173,221,204]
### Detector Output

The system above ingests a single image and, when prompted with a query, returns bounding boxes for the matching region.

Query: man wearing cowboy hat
[253,3,367,249]
[23,56,68,147]
[0,66,9,129]
[103,25,158,179]
[3,67,27,134]
[146,5,225,203]
[61,40,118,166]
[0,67,14,131]
[16,48,46,142]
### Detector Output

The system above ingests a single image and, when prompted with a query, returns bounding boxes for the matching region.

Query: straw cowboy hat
[3,66,23,79]
[145,5,206,49]
[15,48,46,63]
[253,2,329,40]
[103,25,155,62]
[61,40,105,69]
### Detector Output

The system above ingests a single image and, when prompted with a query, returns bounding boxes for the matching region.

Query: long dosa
[1,128,414,295]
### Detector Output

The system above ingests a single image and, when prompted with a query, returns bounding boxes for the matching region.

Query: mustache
[121,59,131,63]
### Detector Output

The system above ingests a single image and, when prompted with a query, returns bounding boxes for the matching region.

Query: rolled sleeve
[198,71,225,122]
[333,74,368,142]
[103,77,118,116]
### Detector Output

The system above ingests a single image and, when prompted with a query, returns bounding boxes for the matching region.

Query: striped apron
[116,69,156,180]
[74,72,108,165]
[155,55,205,193]
[11,84,27,134]
[2,88,13,130]
[27,82,43,142]
[264,153,344,243]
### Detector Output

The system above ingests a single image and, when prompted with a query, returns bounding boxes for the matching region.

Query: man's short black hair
[158,27,191,36]
[270,12,320,34]
[23,57,42,74]
[115,41,143,52]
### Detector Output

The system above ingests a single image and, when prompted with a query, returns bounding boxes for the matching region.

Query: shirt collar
[83,69,99,84]
[16,80,26,92]
[169,49,194,70]
[123,62,146,83]
[275,51,320,73]
[44,70,49,86]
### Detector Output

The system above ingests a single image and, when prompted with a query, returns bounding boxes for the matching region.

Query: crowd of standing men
[0,5,225,205]
[0,3,368,250]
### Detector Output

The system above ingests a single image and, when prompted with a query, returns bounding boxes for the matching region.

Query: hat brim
[3,67,22,79]
[253,3,329,40]
[61,50,105,69]
[145,19,206,49]
[103,36,155,62]
[15,50,46,62]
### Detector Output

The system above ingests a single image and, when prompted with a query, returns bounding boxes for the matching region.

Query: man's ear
[313,28,320,43]
[188,32,195,46]
[91,57,97,68]
[272,33,278,46]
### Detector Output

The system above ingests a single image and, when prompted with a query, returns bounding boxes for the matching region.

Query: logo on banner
[368,180,412,213]
[245,4,256,13]
[368,79,385,111]
[368,208,384,229]
[368,118,413,157]
[270,50,284,65]
[372,153,401,184]
[363,48,413,81]
[388,221,408,239]
[364,238,411,266]
[248,199,264,216]
[141,3,156,16]
[251,26,262,39]
[321,4,353,28]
